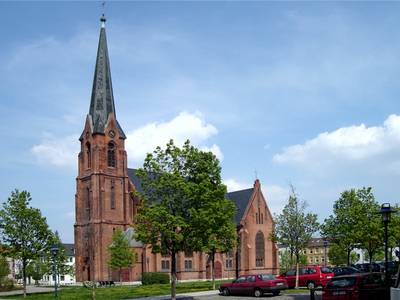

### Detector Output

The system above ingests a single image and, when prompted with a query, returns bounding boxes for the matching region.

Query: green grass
[2,280,228,300]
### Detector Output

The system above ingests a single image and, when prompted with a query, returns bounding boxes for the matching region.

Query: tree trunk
[22,258,27,298]
[295,253,299,289]
[171,250,177,300]
[211,251,215,290]
[347,248,351,266]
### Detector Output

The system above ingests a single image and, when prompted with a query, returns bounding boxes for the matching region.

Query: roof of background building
[123,228,143,248]
[62,243,75,257]
[127,168,254,224]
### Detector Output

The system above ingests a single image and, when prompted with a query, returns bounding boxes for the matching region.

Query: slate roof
[87,18,125,138]
[226,188,254,224]
[127,168,253,224]
[62,243,75,257]
[123,227,144,248]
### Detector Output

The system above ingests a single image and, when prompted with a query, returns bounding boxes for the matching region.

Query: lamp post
[50,246,59,298]
[323,240,328,267]
[235,224,243,279]
[379,203,395,287]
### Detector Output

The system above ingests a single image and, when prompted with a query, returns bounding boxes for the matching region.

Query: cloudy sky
[1,1,400,243]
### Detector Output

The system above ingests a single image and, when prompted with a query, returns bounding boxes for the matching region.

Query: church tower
[74,15,134,282]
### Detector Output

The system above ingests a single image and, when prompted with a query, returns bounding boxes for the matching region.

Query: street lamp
[323,240,328,267]
[235,224,243,279]
[50,246,59,298]
[379,203,395,287]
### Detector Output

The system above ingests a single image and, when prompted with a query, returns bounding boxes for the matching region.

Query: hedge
[141,272,170,285]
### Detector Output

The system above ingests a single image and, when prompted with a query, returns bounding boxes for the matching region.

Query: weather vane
[100,1,106,27]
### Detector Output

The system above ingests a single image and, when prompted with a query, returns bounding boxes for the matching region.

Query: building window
[226,259,233,269]
[60,275,65,281]
[86,187,90,220]
[184,260,192,270]
[255,231,265,267]
[110,181,115,209]
[69,257,73,262]
[86,143,91,168]
[107,142,116,167]
[161,260,170,270]
[261,213,263,224]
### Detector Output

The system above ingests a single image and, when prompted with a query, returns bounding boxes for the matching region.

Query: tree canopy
[0,190,53,297]
[134,140,236,299]
[108,228,135,282]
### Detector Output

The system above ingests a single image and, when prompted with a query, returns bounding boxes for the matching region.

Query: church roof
[127,168,254,224]
[123,227,143,248]
[87,16,126,138]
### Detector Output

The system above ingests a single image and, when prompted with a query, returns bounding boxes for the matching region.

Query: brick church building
[74,16,279,282]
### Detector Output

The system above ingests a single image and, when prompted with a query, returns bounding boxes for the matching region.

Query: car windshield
[327,278,357,288]
[259,274,276,281]
[321,267,332,273]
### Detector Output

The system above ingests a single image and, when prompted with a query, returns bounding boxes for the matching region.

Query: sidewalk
[129,289,219,300]
[0,286,54,297]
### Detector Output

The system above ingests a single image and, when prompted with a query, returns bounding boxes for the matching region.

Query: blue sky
[1,1,400,243]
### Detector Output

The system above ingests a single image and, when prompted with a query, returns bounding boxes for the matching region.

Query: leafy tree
[356,188,383,264]
[108,228,135,282]
[0,256,10,287]
[272,186,319,288]
[47,231,74,281]
[322,189,364,266]
[134,140,234,300]
[328,243,359,266]
[0,190,53,297]
[279,250,307,274]
[26,259,47,286]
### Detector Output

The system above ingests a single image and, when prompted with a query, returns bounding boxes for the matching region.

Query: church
[74,16,279,282]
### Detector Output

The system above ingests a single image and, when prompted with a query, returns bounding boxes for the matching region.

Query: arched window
[86,143,91,168]
[110,181,115,209]
[86,187,91,220]
[107,142,116,167]
[255,231,265,267]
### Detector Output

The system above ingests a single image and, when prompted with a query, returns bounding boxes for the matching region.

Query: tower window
[86,187,91,220]
[111,181,115,209]
[107,142,116,167]
[86,143,91,168]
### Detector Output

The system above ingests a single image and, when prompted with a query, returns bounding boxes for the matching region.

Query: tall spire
[88,15,126,138]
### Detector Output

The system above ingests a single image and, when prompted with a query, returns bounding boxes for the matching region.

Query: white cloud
[273,114,400,167]
[125,111,221,165]
[31,134,79,168]
[224,178,251,192]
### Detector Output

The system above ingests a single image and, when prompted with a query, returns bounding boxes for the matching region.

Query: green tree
[272,186,319,288]
[0,256,10,287]
[328,243,359,266]
[108,229,135,282]
[134,140,234,300]
[357,188,383,264]
[0,190,53,297]
[26,259,47,286]
[322,189,364,266]
[279,250,307,274]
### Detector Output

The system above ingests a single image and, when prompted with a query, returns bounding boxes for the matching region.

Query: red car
[219,274,288,297]
[322,273,390,300]
[279,265,334,289]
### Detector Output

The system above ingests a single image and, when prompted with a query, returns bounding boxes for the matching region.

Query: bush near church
[141,272,169,285]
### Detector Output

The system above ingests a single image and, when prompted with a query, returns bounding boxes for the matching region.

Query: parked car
[279,265,334,289]
[332,266,361,277]
[219,274,288,297]
[354,263,383,273]
[322,273,390,300]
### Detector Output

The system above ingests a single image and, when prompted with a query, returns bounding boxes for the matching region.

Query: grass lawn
[3,281,227,300]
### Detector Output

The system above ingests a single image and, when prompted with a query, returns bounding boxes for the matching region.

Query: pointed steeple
[88,15,126,138]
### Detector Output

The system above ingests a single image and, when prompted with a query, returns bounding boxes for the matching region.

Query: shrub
[141,272,169,285]
[0,278,14,291]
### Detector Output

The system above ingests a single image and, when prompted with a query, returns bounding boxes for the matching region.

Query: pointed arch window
[107,142,116,167]
[255,231,265,267]
[86,143,91,168]
[110,181,115,209]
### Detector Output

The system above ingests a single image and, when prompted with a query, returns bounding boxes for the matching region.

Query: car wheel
[272,290,280,296]
[222,288,230,296]
[254,289,262,297]
[307,281,316,290]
